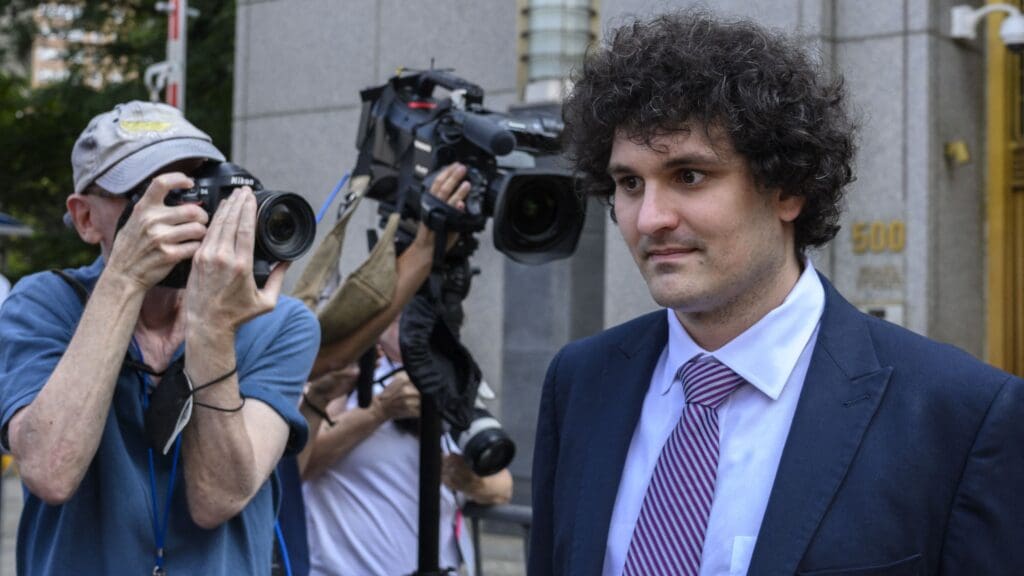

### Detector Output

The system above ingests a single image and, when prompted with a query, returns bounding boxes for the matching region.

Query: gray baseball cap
[71,100,225,195]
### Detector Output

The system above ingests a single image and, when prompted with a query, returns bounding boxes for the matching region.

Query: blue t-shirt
[0,258,320,575]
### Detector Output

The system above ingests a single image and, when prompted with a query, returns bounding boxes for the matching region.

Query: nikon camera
[153,161,316,288]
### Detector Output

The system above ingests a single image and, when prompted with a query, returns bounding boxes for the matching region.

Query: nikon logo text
[231,176,255,186]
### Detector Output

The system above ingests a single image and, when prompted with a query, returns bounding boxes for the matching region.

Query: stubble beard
[645,243,788,334]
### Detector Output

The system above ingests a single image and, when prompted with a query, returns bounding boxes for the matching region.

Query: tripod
[403,238,479,576]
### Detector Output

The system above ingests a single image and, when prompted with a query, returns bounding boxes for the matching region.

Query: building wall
[234,0,989,502]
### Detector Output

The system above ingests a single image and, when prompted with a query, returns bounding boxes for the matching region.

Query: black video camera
[145,161,317,288]
[353,68,586,264]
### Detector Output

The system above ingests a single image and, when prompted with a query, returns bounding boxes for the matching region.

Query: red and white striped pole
[164,0,187,111]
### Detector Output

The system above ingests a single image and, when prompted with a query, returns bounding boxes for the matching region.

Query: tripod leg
[415,396,445,575]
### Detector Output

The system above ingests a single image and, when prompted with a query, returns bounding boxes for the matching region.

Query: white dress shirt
[602,262,826,576]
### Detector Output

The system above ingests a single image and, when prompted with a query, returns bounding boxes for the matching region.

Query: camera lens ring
[462,429,516,477]
[254,191,316,261]
[455,412,516,477]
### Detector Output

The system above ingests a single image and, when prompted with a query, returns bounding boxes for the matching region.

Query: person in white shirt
[300,318,513,576]
[530,8,1024,576]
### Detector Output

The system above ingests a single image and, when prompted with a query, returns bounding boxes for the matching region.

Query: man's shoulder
[864,315,1014,386]
[820,294,1019,413]
[237,294,320,358]
[820,276,1014,390]
[12,266,83,296]
[248,294,317,332]
[273,293,317,321]
[1,262,103,326]
[556,310,665,365]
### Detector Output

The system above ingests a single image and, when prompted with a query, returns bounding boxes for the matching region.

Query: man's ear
[66,195,102,245]
[774,191,805,223]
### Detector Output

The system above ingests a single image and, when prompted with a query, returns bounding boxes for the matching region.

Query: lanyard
[132,339,182,576]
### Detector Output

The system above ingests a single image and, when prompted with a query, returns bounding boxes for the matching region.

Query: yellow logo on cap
[121,120,173,133]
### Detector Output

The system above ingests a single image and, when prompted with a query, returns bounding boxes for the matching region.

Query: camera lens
[492,171,585,265]
[453,408,516,477]
[509,177,559,241]
[254,191,316,261]
[466,430,516,477]
[266,204,297,243]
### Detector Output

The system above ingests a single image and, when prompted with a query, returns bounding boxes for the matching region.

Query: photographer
[0,101,319,574]
[270,161,478,576]
[300,317,512,576]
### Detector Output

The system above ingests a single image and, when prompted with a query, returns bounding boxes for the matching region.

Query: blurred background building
[30,3,121,88]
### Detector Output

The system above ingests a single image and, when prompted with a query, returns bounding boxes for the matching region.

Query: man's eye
[679,170,705,185]
[617,176,641,192]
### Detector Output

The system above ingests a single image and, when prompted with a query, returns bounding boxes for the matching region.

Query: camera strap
[133,342,183,576]
[398,289,482,430]
[430,224,449,305]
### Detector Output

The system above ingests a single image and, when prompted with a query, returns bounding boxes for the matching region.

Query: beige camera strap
[291,175,370,310]
[291,175,401,346]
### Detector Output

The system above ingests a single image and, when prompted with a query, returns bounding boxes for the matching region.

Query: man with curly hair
[530,10,1024,576]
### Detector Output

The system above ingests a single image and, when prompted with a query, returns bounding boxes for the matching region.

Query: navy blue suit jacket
[529,277,1024,575]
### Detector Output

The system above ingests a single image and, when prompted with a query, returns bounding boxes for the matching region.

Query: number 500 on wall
[851,220,906,254]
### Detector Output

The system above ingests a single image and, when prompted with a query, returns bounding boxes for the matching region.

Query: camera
[157,161,316,287]
[1001,13,1024,53]
[449,405,516,477]
[353,68,586,264]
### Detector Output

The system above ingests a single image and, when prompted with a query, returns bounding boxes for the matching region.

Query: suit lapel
[571,312,668,575]
[747,277,893,575]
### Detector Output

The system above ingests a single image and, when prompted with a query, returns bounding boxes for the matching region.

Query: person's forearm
[465,469,514,505]
[182,326,285,528]
[310,235,433,379]
[295,392,328,474]
[10,270,146,504]
[300,403,386,480]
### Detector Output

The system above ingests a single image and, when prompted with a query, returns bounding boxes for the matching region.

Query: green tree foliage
[0,0,234,282]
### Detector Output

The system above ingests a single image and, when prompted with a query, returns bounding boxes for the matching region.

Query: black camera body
[354,69,586,264]
[157,161,316,288]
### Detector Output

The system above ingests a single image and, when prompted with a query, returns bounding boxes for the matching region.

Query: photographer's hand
[104,172,209,292]
[306,363,360,408]
[185,186,285,330]
[180,186,292,529]
[296,363,360,474]
[300,370,420,481]
[371,371,421,422]
[441,453,514,505]
[412,162,472,252]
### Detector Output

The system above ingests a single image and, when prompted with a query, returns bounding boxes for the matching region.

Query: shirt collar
[662,260,826,400]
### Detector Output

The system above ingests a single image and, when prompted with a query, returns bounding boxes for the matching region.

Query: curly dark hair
[562,9,856,253]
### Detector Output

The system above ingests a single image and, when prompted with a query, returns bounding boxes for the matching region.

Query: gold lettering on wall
[856,265,904,291]
[851,220,906,254]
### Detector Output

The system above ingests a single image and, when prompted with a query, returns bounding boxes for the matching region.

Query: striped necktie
[622,354,746,576]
